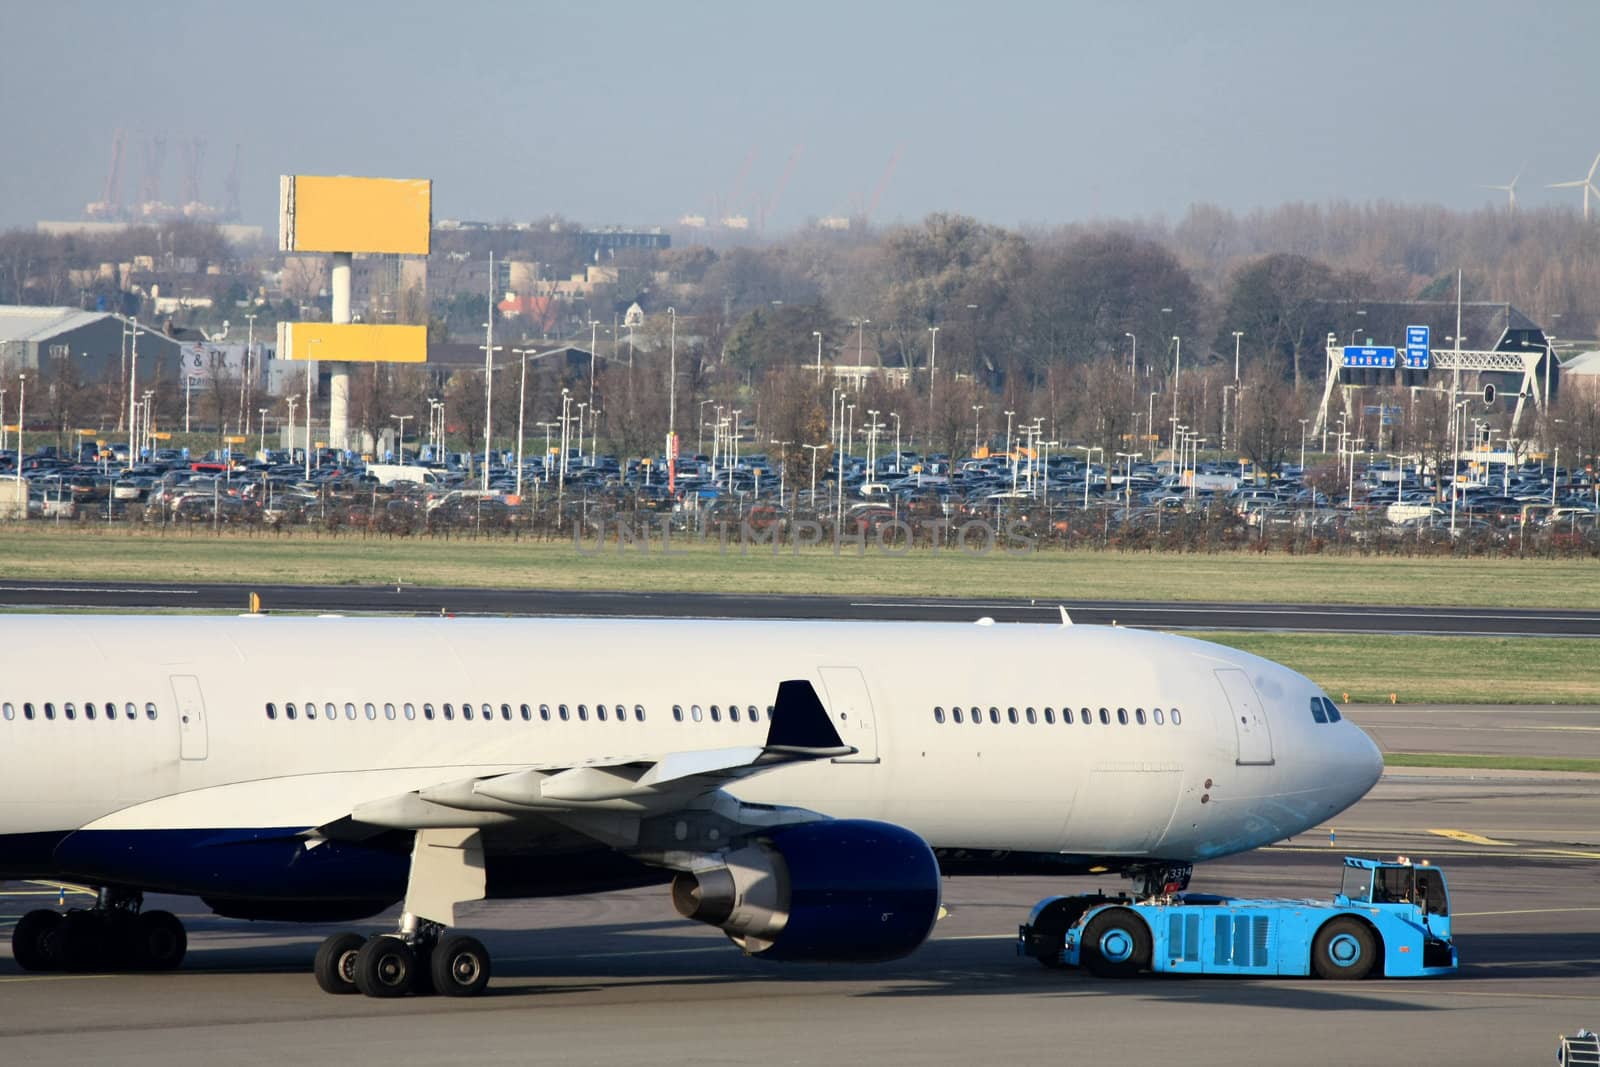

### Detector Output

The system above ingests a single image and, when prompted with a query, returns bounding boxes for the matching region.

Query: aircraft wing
[319,679,853,845]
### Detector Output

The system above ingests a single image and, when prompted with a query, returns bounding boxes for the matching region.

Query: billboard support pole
[328,251,352,453]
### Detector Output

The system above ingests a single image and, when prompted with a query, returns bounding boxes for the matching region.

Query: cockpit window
[1309,698,1328,724]
[1321,697,1343,722]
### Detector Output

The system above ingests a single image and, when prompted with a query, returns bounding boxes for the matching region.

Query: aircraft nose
[1350,719,1384,797]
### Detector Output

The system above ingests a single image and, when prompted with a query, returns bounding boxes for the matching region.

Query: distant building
[0,306,185,382]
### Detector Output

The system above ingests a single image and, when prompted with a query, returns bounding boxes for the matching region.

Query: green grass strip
[1383,752,1600,773]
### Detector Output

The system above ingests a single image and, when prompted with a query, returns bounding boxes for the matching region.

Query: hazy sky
[3,1,1597,233]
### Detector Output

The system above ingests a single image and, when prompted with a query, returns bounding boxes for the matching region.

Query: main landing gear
[312,827,493,998]
[313,924,492,998]
[10,888,187,973]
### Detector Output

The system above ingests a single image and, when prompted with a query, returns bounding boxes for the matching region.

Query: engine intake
[671,819,940,962]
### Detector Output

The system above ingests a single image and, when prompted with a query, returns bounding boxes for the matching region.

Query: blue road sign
[1342,345,1397,369]
[1405,324,1430,370]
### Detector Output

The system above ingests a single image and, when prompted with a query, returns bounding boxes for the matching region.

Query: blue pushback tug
[1018,856,1457,980]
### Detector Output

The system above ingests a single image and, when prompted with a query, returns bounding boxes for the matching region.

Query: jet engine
[670,819,940,962]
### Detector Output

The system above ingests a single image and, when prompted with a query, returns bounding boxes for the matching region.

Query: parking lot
[1,443,1596,555]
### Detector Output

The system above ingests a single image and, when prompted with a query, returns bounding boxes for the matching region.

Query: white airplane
[0,613,1381,997]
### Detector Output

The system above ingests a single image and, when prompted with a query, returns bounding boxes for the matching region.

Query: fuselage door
[818,666,879,764]
[171,674,209,761]
[1215,668,1274,766]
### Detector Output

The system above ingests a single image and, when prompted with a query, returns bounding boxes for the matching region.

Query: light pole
[184,375,195,435]
[1170,335,1182,431]
[258,408,269,458]
[1126,331,1137,403]
[12,375,23,507]
[927,325,939,417]
[575,402,588,469]
[890,412,902,472]
[537,421,558,484]
[855,318,871,371]
[286,396,299,463]
[698,399,713,456]
[813,330,824,383]
[1221,384,1235,451]
[1078,445,1102,509]
[513,349,532,499]
[1299,418,1310,474]
[972,405,984,457]
[1147,391,1158,452]
[0,386,7,459]
[1232,330,1243,382]
[865,409,880,483]
[303,364,313,480]
[588,320,599,406]
[391,414,411,465]
[1116,451,1141,509]
[804,443,825,509]
[667,307,677,436]
[770,439,791,508]
[480,319,501,491]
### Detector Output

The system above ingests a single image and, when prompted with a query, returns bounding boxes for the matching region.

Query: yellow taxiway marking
[0,974,119,986]
[1428,828,1513,846]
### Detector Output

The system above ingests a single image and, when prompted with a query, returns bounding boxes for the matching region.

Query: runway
[4,578,1600,636]
[2,773,1596,1066]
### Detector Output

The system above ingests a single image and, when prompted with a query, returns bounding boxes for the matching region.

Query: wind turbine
[1481,168,1522,212]
[1548,151,1600,221]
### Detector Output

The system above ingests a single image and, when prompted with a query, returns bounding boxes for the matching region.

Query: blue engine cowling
[670,819,941,962]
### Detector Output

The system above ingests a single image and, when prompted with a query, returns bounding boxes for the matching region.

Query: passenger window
[1117,708,1128,725]
[1044,707,1055,724]
[934,706,945,724]
[444,703,456,721]
[1081,708,1092,726]
[1007,707,1019,724]
[145,702,157,721]
[364,703,377,721]
[989,707,1000,724]
[1026,707,1037,724]
[463,703,474,721]
[1153,708,1164,724]
[45,703,56,720]
[952,707,963,723]
[125,702,136,720]
[540,703,552,721]
[1061,707,1073,724]
[2,702,12,721]
[559,704,570,721]
[404,703,416,720]
[1309,698,1328,724]
[520,704,531,721]
[673,704,684,722]
[1172,708,1182,725]
[85,703,97,721]
[1099,708,1110,725]
[106,702,117,720]
[64,703,76,721]
[305,701,318,720]
[729,704,739,722]
[501,703,513,721]
[266,702,277,721]
[344,702,356,721]
[24,702,35,720]
[614,704,626,722]
[636,704,647,722]
[423,703,436,721]
[577,704,589,721]
[690,704,703,723]
[1135,708,1146,725]
[597,704,608,722]
[969,706,980,726]
[384,703,396,721]
[709,705,721,723]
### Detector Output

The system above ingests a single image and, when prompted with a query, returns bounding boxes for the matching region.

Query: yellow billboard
[279,175,431,255]
[277,322,428,363]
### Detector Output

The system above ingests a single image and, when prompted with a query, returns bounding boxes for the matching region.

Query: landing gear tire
[11,910,62,972]
[127,910,187,971]
[1311,918,1376,980]
[314,932,367,995]
[354,935,417,998]
[430,934,491,997]
[1082,908,1151,979]
[57,911,112,972]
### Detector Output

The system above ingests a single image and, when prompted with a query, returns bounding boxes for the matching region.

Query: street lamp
[286,396,299,464]
[667,307,677,439]
[512,349,533,499]
[1078,445,1102,509]
[1126,331,1137,403]
[1232,330,1243,382]
[390,413,412,465]
[12,375,23,508]
[813,330,824,383]
[855,318,871,370]
[1299,418,1310,474]
[972,405,984,457]
[927,325,940,416]
[803,443,825,510]
[258,408,269,458]
[889,412,902,472]
[1170,335,1182,430]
